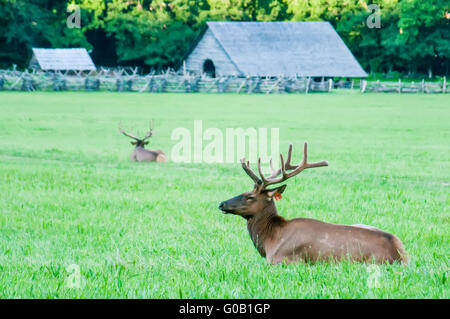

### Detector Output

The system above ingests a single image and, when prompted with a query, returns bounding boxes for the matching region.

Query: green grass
[0,91,448,298]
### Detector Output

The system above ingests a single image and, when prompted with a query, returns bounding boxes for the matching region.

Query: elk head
[119,121,154,148]
[218,143,328,219]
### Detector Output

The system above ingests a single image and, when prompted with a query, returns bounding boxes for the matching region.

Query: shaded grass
[0,91,448,298]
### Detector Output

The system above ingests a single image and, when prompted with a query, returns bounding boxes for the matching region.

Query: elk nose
[218,202,225,211]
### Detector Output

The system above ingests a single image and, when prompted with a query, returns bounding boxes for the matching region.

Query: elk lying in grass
[218,143,407,265]
[119,122,167,163]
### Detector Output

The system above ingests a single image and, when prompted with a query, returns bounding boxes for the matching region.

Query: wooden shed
[29,48,96,71]
[182,21,367,78]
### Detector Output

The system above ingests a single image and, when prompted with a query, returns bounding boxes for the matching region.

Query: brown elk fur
[119,122,167,163]
[130,147,167,162]
[219,143,407,265]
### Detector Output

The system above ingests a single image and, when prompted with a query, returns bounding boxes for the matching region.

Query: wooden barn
[182,21,367,78]
[29,48,96,71]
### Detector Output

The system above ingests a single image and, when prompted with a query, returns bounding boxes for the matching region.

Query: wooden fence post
[398,79,402,93]
[217,76,230,93]
[9,71,25,90]
[443,76,446,93]
[421,79,425,93]
[246,76,255,93]
[266,77,282,94]
[253,77,262,93]
[237,77,247,93]
[361,79,367,93]
[328,78,333,92]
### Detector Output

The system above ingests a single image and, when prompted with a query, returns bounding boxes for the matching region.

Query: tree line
[0,0,448,76]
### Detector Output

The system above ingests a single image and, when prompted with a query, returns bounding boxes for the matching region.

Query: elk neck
[246,201,286,258]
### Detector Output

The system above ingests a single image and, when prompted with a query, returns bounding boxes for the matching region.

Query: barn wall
[184,29,241,76]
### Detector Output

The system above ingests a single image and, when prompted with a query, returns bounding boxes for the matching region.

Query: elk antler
[118,122,140,140]
[118,120,154,141]
[240,142,328,191]
[142,120,154,141]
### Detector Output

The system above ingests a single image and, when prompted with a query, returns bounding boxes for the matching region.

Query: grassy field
[0,91,448,298]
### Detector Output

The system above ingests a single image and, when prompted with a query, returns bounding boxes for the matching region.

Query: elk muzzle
[218,195,245,214]
[218,200,232,214]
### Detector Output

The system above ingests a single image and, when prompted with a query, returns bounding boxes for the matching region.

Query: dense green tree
[336,1,386,73]
[395,0,449,75]
[0,0,90,68]
[103,1,196,68]
[0,0,448,75]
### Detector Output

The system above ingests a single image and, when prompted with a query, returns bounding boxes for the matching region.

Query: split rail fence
[360,79,447,94]
[0,67,448,94]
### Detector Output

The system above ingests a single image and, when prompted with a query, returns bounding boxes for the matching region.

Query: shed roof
[205,21,367,77]
[30,48,96,71]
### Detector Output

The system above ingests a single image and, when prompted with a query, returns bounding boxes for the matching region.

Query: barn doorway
[203,59,216,78]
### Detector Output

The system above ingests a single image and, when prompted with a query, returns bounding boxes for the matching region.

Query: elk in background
[218,143,407,264]
[119,121,167,163]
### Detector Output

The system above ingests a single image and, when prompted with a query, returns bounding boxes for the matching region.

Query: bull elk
[218,143,407,264]
[119,121,167,163]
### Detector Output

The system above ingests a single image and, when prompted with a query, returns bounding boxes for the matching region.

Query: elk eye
[247,196,255,201]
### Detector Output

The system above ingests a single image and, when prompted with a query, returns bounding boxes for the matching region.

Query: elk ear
[265,184,287,199]
[130,141,137,145]
[143,141,149,145]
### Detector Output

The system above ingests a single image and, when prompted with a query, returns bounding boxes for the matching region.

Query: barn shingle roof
[206,21,367,77]
[31,48,96,71]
